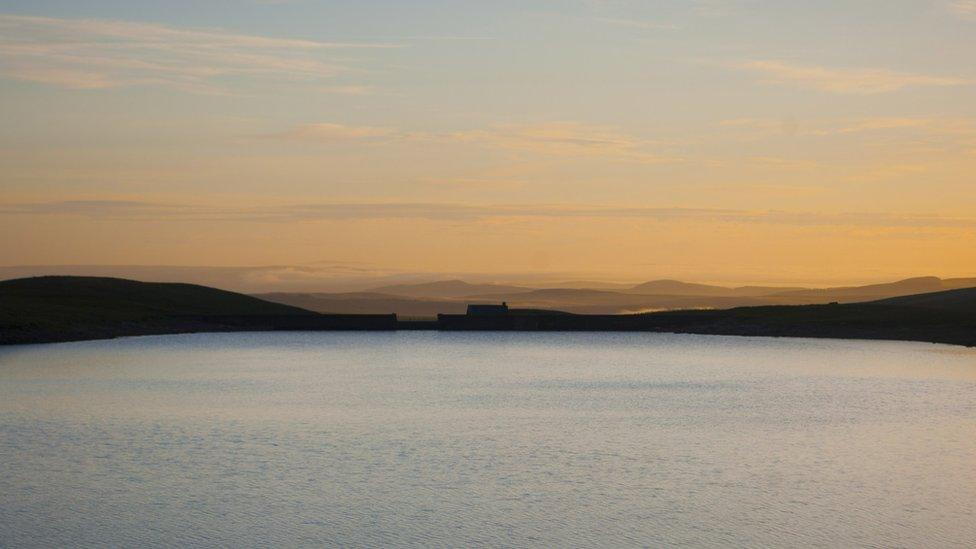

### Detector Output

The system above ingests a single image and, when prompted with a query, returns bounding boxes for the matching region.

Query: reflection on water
[1,332,975,547]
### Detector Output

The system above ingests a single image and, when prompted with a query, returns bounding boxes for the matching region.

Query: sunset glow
[2,1,974,285]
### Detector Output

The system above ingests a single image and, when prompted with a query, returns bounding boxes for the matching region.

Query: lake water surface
[1,332,975,547]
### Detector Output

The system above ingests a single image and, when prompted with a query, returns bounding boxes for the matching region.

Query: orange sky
[1,3,974,286]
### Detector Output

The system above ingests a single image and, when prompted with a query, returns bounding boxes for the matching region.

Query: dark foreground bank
[2,276,974,347]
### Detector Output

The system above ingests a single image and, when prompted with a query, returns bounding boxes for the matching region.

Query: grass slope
[0,276,315,344]
[638,292,976,346]
[869,286,976,314]
[438,290,976,347]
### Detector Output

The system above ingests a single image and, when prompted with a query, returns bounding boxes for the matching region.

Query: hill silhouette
[255,292,468,315]
[436,290,976,347]
[287,276,976,314]
[870,286,976,314]
[625,279,805,297]
[366,279,531,299]
[942,278,976,290]
[769,276,946,300]
[461,288,776,314]
[3,275,975,347]
[0,276,393,344]
[643,300,976,347]
[1,276,314,316]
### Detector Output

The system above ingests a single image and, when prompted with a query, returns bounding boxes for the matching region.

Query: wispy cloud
[0,14,397,92]
[809,118,934,135]
[738,60,968,94]
[948,1,976,20]
[693,0,733,18]
[4,200,975,229]
[593,17,677,30]
[0,200,203,218]
[276,122,398,141]
[720,116,976,138]
[393,36,496,41]
[317,85,377,95]
[272,121,676,162]
[719,117,797,136]
[448,123,672,162]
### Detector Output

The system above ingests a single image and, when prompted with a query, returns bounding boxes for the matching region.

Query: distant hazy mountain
[943,278,976,290]
[529,280,636,290]
[622,277,976,300]
[626,279,733,296]
[625,279,807,297]
[457,288,779,314]
[366,279,532,299]
[770,276,947,300]
[267,276,976,315]
[256,292,468,316]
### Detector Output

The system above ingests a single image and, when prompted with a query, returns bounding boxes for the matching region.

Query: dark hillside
[0,276,323,344]
[3,277,974,347]
[870,286,976,314]
[440,298,976,347]
[645,303,976,346]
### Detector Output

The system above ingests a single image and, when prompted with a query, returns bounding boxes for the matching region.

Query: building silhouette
[466,302,509,316]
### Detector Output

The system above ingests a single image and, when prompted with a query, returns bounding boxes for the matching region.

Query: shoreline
[3,310,974,348]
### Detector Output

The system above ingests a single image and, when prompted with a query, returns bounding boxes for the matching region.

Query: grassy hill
[438,287,976,347]
[646,302,976,346]
[0,276,318,344]
[662,287,976,346]
[870,287,976,314]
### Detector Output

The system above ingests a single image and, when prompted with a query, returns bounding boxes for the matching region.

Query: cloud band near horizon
[3,200,975,229]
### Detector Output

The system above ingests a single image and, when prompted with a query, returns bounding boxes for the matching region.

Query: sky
[1,0,974,286]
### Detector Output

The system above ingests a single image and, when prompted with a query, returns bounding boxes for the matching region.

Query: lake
[1,332,974,547]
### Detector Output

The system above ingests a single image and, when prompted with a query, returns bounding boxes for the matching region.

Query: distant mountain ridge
[624,279,806,297]
[293,276,976,315]
[366,279,532,299]
[770,276,946,299]
[255,291,468,315]
[367,276,974,301]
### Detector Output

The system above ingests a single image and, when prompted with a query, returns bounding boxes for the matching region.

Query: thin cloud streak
[739,60,968,94]
[3,200,975,229]
[949,1,976,19]
[276,122,398,140]
[317,85,377,95]
[719,116,976,138]
[271,121,678,163]
[0,14,398,92]
[592,17,678,30]
[447,123,672,162]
